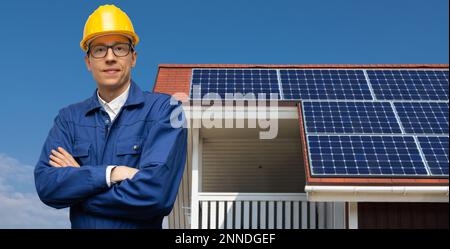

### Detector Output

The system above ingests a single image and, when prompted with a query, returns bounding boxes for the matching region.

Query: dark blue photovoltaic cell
[418,136,449,176]
[367,70,449,100]
[307,135,428,176]
[190,69,280,99]
[303,101,402,134]
[394,102,449,134]
[280,69,372,100]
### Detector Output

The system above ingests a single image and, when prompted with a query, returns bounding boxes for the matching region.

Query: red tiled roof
[153,67,192,102]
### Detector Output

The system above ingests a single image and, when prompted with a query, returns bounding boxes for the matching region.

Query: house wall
[358,202,449,229]
[202,138,305,193]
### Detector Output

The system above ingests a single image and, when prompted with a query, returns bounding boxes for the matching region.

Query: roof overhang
[305,185,449,203]
[184,105,299,120]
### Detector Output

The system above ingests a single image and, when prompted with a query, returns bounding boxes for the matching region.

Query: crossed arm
[49,146,138,183]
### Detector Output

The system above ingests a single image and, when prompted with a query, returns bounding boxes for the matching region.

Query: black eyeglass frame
[87,42,135,58]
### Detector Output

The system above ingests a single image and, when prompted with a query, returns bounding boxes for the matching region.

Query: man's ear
[84,55,92,71]
[131,51,137,68]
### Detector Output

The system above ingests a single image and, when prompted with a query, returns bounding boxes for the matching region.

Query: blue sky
[0,0,448,228]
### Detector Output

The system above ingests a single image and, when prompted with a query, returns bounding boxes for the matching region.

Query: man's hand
[49,147,80,167]
[111,166,139,183]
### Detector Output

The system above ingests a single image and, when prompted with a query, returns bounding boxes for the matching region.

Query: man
[34,4,187,229]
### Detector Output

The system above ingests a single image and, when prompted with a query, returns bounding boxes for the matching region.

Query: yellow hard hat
[80,4,139,52]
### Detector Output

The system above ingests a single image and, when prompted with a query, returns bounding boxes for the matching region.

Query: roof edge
[305,185,449,202]
[158,63,449,69]
[306,176,449,186]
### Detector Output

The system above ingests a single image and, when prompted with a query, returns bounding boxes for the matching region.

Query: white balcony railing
[194,192,345,229]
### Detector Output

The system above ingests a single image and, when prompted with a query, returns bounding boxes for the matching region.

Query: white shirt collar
[97,83,130,121]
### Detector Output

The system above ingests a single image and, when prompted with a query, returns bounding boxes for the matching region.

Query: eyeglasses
[87,43,134,58]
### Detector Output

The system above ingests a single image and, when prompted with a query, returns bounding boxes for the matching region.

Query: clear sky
[0,0,448,228]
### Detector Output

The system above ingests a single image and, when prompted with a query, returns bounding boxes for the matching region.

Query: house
[154,64,449,229]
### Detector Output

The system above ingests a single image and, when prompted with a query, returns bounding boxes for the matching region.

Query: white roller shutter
[202,138,305,193]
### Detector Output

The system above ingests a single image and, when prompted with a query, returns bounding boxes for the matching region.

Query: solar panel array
[417,136,449,176]
[302,101,402,134]
[190,69,280,100]
[189,68,449,178]
[308,135,427,176]
[367,70,449,101]
[394,102,448,134]
[279,69,372,100]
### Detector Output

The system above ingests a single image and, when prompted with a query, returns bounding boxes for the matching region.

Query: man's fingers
[51,149,65,160]
[50,147,81,167]
[57,147,80,167]
[50,155,67,167]
[57,147,73,159]
[49,159,62,167]
[51,149,71,166]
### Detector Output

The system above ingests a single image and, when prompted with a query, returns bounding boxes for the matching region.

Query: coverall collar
[84,80,145,116]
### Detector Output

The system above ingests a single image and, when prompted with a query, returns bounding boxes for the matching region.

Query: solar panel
[302,101,402,134]
[394,102,449,134]
[190,69,280,100]
[417,136,449,176]
[367,70,449,100]
[307,135,428,176]
[280,69,373,100]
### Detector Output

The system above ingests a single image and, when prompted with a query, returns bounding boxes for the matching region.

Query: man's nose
[105,48,117,63]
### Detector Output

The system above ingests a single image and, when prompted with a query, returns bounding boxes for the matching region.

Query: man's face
[84,34,137,90]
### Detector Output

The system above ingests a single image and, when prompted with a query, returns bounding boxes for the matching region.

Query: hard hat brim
[80,30,139,52]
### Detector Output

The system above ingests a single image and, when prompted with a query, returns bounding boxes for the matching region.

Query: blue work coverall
[34,81,187,228]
